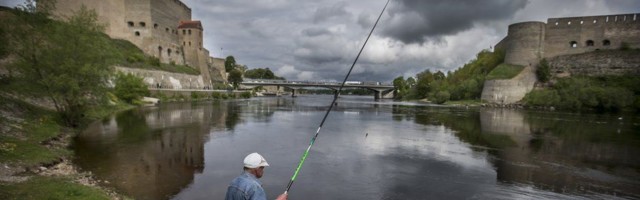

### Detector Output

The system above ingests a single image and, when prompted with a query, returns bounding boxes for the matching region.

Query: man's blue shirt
[225,171,267,200]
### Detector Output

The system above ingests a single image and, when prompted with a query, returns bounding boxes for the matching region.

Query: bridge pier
[374,91,381,100]
[291,89,297,98]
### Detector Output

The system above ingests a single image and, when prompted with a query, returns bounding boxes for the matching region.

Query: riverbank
[0,93,133,200]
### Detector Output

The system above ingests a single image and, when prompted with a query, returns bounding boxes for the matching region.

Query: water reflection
[74,96,640,199]
[395,107,640,198]
[74,102,231,200]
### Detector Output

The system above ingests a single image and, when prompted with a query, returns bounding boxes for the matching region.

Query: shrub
[191,91,200,99]
[113,73,149,104]
[240,92,253,99]
[433,91,450,104]
[536,59,551,83]
[524,89,561,107]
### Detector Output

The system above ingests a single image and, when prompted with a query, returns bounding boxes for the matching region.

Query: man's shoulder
[230,174,261,188]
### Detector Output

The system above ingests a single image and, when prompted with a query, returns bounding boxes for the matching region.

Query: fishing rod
[284,0,390,194]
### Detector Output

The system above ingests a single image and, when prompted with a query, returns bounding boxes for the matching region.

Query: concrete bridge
[241,79,395,99]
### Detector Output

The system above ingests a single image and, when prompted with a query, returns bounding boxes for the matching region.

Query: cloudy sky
[1,0,638,82]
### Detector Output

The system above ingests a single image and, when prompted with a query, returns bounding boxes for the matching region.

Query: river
[72,95,640,200]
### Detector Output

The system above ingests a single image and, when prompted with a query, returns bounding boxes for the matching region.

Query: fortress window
[168,49,172,56]
[128,21,134,27]
[188,30,192,35]
[603,40,611,46]
[183,30,186,35]
[189,41,191,46]
[586,40,594,46]
[154,24,158,29]
[139,22,146,27]
[183,41,186,46]
[135,31,140,36]
[570,41,578,48]
[165,28,169,32]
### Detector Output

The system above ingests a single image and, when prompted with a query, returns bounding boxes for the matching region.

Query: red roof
[178,21,203,30]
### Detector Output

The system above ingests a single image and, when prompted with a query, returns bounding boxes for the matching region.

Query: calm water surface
[73,95,640,200]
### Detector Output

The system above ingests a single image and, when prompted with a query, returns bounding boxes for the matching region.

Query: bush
[240,92,253,99]
[191,92,200,99]
[530,76,637,111]
[524,89,561,107]
[536,59,551,82]
[433,91,450,104]
[113,73,149,104]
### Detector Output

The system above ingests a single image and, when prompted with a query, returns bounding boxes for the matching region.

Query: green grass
[0,117,71,166]
[486,63,525,80]
[0,176,112,200]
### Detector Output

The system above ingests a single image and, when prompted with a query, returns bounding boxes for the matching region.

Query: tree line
[394,48,640,112]
[393,49,504,104]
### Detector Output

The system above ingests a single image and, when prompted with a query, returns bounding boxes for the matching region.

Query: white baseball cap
[244,152,269,168]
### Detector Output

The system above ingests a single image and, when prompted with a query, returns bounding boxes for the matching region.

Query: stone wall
[548,50,640,77]
[210,58,227,82]
[116,66,205,89]
[481,66,537,104]
[545,13,640,58]
[48,0,129,40]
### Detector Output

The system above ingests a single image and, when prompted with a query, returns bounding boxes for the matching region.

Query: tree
[114,73,149,104]
[244,68,283,79]
[228,69,243,89]
[536,59,551,83]
[225,56,236,72]
[433,91,451,104]
[414,70,435,99]
[5,4,118,126]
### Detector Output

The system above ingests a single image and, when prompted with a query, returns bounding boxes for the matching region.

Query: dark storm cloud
[381,0,529,44]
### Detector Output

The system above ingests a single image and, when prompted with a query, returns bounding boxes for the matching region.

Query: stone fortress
[482,13,640,104]
[48,0,227,89]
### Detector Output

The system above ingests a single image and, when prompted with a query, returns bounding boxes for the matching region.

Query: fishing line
[284,0,390,193]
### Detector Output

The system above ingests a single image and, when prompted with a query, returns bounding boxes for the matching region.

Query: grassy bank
[0,94,132,200]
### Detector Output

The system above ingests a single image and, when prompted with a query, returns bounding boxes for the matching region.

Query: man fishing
[225,153,288,200]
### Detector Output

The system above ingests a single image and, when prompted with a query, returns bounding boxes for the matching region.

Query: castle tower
[178,21,203,68]
[503,22,546,67]
[178,21,212,88]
